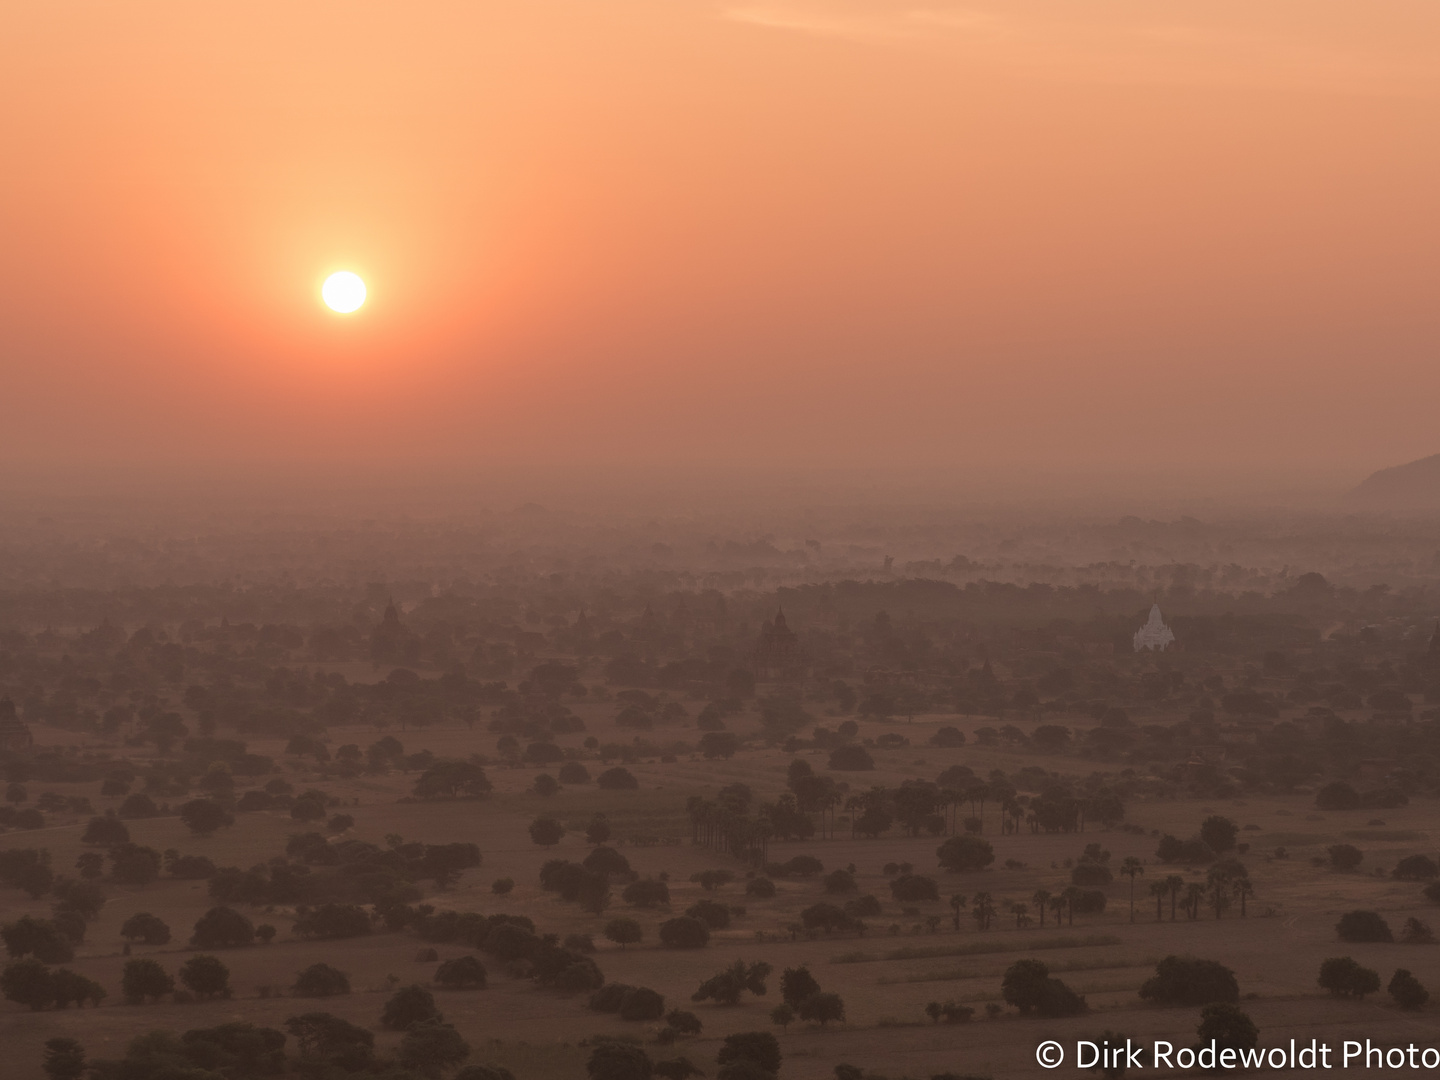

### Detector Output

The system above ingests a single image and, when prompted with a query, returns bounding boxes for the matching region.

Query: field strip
[833,933,1122,964]
[879,956,1156,985]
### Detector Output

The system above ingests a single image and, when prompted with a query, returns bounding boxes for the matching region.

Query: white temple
[1133,603,1176,652]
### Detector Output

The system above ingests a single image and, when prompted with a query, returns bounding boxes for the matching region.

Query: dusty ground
[5,707,1440,1079]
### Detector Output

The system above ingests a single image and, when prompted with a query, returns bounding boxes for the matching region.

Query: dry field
[5,706,1440,1079]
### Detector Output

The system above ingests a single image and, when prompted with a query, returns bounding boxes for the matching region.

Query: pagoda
[1133,604,1176,652]
[754,608,806,680]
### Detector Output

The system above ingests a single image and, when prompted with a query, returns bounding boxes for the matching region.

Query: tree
[1328,844,1364,871]
[457,1068,517,1080]
[659,917,710,948]
[293,903,372,940]
[666,1009,703,1035]
[293,962,351,997]
[770,1003,794,1030]
[890,874,939,902]
[529,817,565,846]
[42,1038,86,1080]
[1138,956,1239,1006]
[1,958,54,1010]
[108,843,162,885]
[653,1058,703,1080]
[50,969,104,1009]
[1394,855,1440,881]
[1119,857,1143,922]
[179,955,231,1000]
[179,799,233,836]
[597,767,640,790]
[1315,781,1361,811]
[587,1042,652,1080]
[286,1011,376,1069]
[798,992,845,1027]
[81,815,129,847]
[399,1022,471,1079]
[717,1032,781,1078]
[413,761,492,799]
[700,732,741,759]
[75,853,104,880]
[121,958,174,1003]
[1001,958,1086,1017]
[692,960,771,1005]
[585,846,632,877]
[605,918,643,950]
[191,906,255,948]
[623,879,671,907]
[621,987,667,1021]
[1199,816,1238,854]
[1197,1003,1258,1054]
[1390,968,1429,1010]
[1336,910,1393,942]
[1318,957,1381,999]
[435,956,487,989]
[686,899,731,930]
[2,916,73,963]
[937,834,994,872]
[780,966,821,1008]
[382,984,443,1030]
[827,746,874,771]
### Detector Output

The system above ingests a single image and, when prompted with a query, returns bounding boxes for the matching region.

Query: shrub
[1394,855,1439,881]
[746,878,775,899]
[823,869,856,894]
[827,746,874,771]
[1199,816,1238,854]
[1401,917,1435,944]
[120,913,171,946]
[1318,957,1381,999]
[692,960,771,1006]
[399,1021,471,1078]
[109,843,162,885]
[584,846,632,877]
[845,895,882,918]
[1336,910,1393,943]
[936,835,994,872]
[179,799,234,836]
[1390,968,1429,1010]
[597,768,640,790]
[1328,844,1363,872]
[623,879,671,907]
[798,992,845,1027]
[81,815,129,846]
[121,958,174,1003]
[605,918,643,949]
[191,907,255,948]
[691,870,735,891]
[168,854,217,880]
[1315,782,1361,811]
[529,818,565,846]
[1197,1003,1259,1055]
[1138,956,1239,1006]
[799,903,860,934]
[620,986,666,1021]
[1001,959,1087,1017]
[381,984,443,1030]
[717,1032,781,1077]
[1,958,55,1010]
[293,903,371,940]
[1071,863,1112,886]
[559,762,591,784]
[1155,835,1215,864]
[492,878,514,895]
[659,917,710,948]
[2,917,74,963]
[293,963,351,997]
[890,875,939,902]
[179,955,231,1000]
[434,956,487,990]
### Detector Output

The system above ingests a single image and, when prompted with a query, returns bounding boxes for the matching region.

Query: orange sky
[2,1,1438,485]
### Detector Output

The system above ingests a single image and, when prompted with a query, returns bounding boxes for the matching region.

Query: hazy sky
[3,1,1437,484]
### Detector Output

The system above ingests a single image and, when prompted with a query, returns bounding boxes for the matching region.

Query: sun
[321,271,366,313]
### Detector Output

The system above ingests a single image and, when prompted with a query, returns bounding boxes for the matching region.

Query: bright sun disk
[322,271,366,313]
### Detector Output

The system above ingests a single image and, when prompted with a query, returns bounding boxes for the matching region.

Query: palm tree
[971,892,997,930]
[1047,892,1066,927]
[948,894,968,931]
[1184,882,1206,920]
[1165,875,1185,920]
[1119,857,1144,923]
[1011,902,1030,929]
[1032,889,1052,928]
[1148,879,1168,921]
[1233,877,1254,917]
[1059,886,1083,927]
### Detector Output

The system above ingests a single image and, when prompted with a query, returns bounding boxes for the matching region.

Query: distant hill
[1348,453,1440,510]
